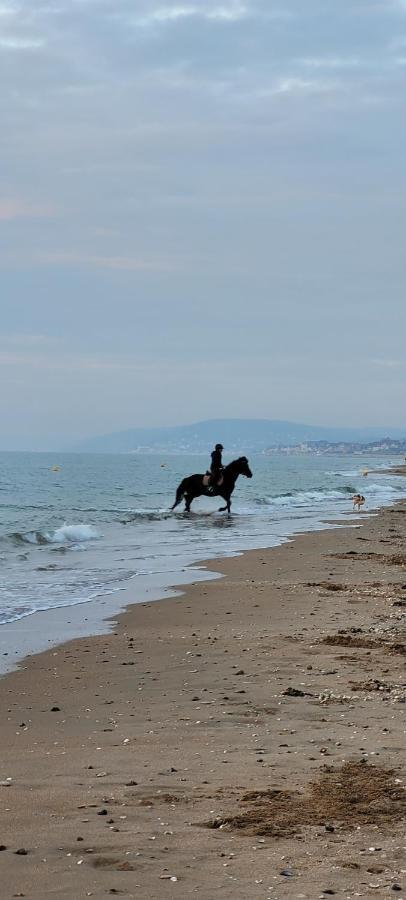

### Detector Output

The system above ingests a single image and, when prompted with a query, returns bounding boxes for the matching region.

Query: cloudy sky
[1,0,406,448]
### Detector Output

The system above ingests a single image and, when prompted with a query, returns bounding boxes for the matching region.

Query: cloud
[134,2,249,27]
[0,1,46,51]
[39,252,174,271]
[141,5,201,24]
[0,199,54,221]
[0,3,17,16]
[206,4,248,21]
[266,76,338,96]
[0,36,44,49]
[298,56,363,70]
[2,0,406,443]
[0,333,63,368]
[371,358,406,369]
[0,333,59,347]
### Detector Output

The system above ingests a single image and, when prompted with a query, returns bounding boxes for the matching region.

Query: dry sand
[0,504,405,899]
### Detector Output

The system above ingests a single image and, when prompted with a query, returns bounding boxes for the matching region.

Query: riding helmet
[215,443,224,450]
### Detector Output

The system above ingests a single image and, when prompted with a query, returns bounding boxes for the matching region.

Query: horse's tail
[171,479,187,511]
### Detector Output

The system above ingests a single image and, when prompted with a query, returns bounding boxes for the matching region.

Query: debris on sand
[318,690,356,704]
[321,634,381,649]
[283,686,313,698]
[331,551,406,567]
[321,632,406,655]
[204,762,406,837]
[350,679,391,693]
[306,582,348,592]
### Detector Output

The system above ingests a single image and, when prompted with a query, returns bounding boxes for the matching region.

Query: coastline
[0,510,377,678]
[0,565,222,677]
[0,505,390,677]
[1,501,405,898]
[2,457,404,675]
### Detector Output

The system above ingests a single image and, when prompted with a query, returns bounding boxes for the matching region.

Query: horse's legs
[171,482,185,511]
[218,495,231,514]
[184,494,193,513]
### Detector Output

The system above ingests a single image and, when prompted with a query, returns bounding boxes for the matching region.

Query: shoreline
[0,565,222,677]
[1,461,404,675]
[0,506,388,677]
[0,501,405,898]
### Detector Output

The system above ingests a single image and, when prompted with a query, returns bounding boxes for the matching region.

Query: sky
[1,0,406,449]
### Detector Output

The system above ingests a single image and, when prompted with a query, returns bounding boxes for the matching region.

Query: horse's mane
[225,456,247,469]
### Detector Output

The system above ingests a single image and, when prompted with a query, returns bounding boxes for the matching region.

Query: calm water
[1,451,405,627]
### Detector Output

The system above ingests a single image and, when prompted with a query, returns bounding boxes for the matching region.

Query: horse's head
[236,456,252,478]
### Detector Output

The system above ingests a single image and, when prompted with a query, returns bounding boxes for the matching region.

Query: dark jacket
[210,447,223,476]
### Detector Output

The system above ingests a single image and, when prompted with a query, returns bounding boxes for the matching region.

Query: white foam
[49,524,100,543]
[268,489,351,508]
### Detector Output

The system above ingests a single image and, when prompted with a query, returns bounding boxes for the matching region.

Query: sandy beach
[0,504,405,899]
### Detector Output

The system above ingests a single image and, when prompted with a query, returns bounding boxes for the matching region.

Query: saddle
[202,473,224,488]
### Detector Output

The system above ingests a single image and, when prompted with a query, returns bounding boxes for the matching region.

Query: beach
[0,503,405,899]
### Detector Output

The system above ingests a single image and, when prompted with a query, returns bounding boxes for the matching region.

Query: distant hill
[72,419,406,453]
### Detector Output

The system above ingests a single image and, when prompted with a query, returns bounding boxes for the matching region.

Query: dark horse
[171,456,252,515]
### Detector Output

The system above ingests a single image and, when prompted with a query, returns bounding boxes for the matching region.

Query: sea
[1,451,406,641]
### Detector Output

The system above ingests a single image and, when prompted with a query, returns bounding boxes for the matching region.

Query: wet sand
[0,504,405,899]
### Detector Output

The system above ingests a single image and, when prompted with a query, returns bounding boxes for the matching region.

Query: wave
[121,508,172,522]
[0,587,121,626]
[326,469,359,477]
[257,480,403,510]
[360,482,404,494]
[256,486,356,508]
[50,524,100,543]
[4,523,100,546]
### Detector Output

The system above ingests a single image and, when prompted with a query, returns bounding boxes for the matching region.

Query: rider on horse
[171,453,252,514]
[209,443,224,491]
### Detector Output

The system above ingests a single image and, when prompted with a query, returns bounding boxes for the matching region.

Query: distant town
[265,439,406,456]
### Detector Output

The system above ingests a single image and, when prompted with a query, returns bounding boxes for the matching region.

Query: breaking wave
[257,481,403,509]
[4,524,100,546]
[257,486,356,508]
